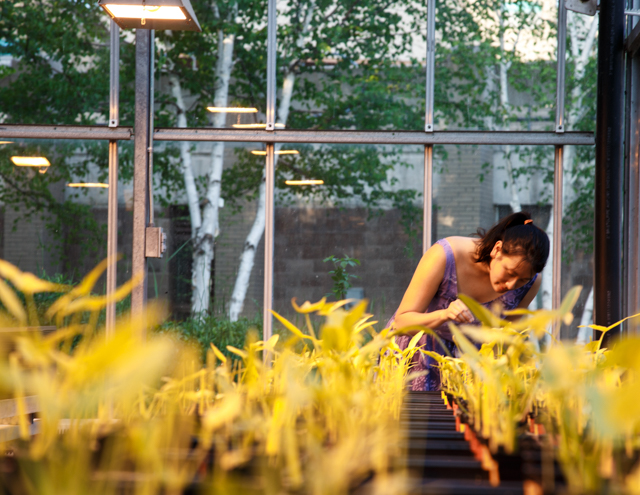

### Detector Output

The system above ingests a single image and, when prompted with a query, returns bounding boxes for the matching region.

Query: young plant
[0,261,412,495]
[323,255,361,300]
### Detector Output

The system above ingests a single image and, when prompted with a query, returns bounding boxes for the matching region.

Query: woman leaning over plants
[387,212,550,391]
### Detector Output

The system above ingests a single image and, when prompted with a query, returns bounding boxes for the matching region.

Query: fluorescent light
[67,183,109,188]
[101,5,186,20]
[11,156,50,167]
[232,123,285,129]
[285,180,324,186]
[98,0,201,31]
[251,150,299,156]
[0,141,13,145]
[207,107,258,113]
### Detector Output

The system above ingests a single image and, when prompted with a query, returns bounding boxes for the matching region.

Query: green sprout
[323,255,361,300]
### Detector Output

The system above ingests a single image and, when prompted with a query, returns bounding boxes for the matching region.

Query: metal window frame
[0,0,601,339]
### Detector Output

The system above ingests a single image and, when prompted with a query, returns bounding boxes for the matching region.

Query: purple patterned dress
[387,239,537,391]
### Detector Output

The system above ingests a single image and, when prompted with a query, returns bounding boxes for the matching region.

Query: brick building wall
[434,145,495,239]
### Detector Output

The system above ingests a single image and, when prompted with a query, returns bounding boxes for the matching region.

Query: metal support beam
[425,0,436,134]
[131,29,153,317]
[553,146,563,320]
[555,0,567,134]
[423,146,433,253]
[551,0,567,323]
[265,0,277,132]
[624,1,640,333]
[423,0,435,253]
[151,128,594,146]
[106,19,119,340]
[0,125,131,140]
[595,0,625,345]
[626,15,640,54]
[0,125,594,146]
[263,143,275,346]
[263,0,277,349]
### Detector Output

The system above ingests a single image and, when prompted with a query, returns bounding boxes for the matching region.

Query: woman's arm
[394,243,474,332]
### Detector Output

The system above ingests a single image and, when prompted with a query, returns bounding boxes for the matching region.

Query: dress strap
[434,239,458,301]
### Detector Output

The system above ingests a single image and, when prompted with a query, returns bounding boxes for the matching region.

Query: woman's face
[489,241,535,293]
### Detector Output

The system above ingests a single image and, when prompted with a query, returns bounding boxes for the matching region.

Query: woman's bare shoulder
[421,240,447,263]
[443,236,478,255]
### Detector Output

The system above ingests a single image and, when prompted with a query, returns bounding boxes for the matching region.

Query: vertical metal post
[263,0,277,346]
[423,0,436,253]
[131,29,152,316]
[109,20,120,130]
[423,146,433,253]
[552,0,567,322]
[552,146,563,315]
[106,25,120,339]
[265,0,277,132]
[425,0,436,134]
[625,2,640,334]
[595,0,625,346]
[148,31,155,228]
[555,0,567,134]
[263,144,275,345]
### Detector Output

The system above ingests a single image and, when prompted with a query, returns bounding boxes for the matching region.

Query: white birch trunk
[576,285,594,344]
[191,30,235,315]
[228,2,314,321]
[170,75,202,239]
[227,76,294,321]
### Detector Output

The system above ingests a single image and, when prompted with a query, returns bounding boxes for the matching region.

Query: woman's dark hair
[474,212,550,273]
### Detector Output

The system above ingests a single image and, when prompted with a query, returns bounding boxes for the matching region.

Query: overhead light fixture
[11,156,50,167]
[98,0,201,31]
[285,180,324,186]
[232,123,285,129]
[207,107,258,113]
[251,150,299,156]
[67,183,109,188]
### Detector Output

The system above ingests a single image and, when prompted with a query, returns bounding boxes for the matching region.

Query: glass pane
[434,144,554,310]
[158,141,265,325]
[561,144,595,341]
[272,143,424,328]
[435,0,557,131]
[276,1,426,131]
[0,6,114,126]
[0,138,111,324]
[0,4,259,129]
[0,138,108,275]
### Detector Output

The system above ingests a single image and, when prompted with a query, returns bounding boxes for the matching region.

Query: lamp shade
[99,0,201,32]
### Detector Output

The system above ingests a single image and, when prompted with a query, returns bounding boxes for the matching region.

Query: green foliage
[323,255,360,300]
[156,314,262,362]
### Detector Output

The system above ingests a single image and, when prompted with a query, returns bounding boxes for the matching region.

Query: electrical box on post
[145,226,167,258]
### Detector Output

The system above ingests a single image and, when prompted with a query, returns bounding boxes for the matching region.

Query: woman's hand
[444,299,475,324]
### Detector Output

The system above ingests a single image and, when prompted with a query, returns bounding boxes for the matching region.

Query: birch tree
[224,0,426,320]
[157,0,265,316]
[228,1,315,321]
